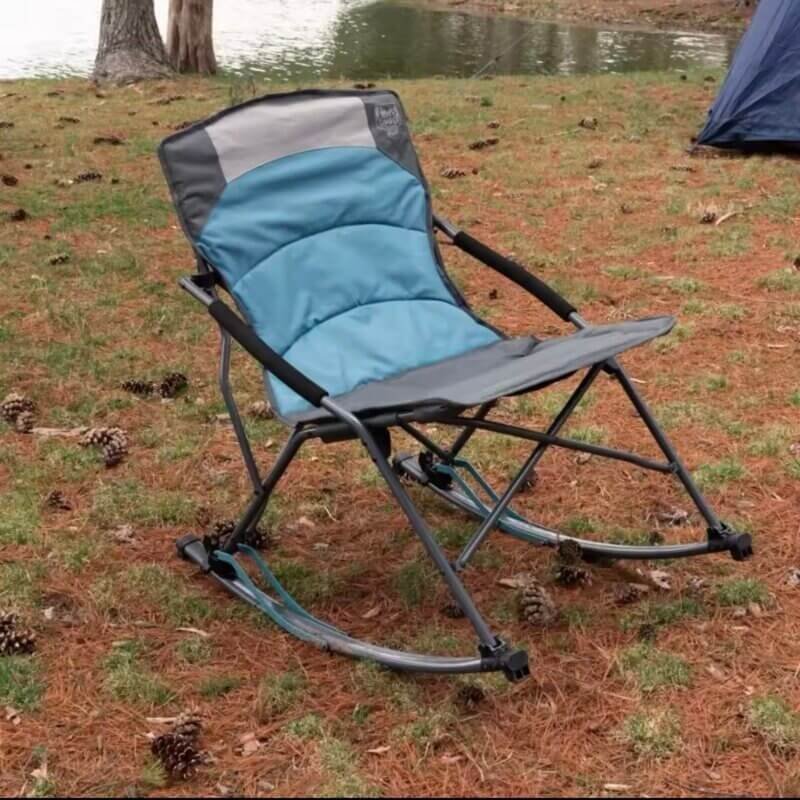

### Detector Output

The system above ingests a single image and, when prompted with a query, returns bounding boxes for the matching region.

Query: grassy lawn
[0,71,798,796]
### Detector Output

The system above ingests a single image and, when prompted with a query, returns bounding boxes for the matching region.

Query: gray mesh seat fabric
[289,316,673,423]
[159,89,673,426]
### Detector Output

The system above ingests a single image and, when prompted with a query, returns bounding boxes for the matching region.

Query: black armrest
[450,230,577,323]
[207,300,327,407]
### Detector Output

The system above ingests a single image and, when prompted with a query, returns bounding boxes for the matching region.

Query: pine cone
[158,372,188,399]
[44,490,72,511]
[102,439,127,467]
[519,578,558,626]
[556,539,583,565]
[80,427,128,467]
[440,167,466,179]
[440,602,465,619]
[552,562,592,588]
[0,612,36,655]
[172,711,202,742]
[14,410,35,433]
[1,392,36,425]
[74,171,102,183]
[204,519,268,553]
[468,136,499,150]
[638,622,658,642]
[455,683,486,711]
[151,732,205,780]
[243,526,270,551]
[247,400,274,420]
[202,532,223,554]
[121,379,156,397]
[202,519,234,553]
[614,582,649,605]
[687,576,708,596]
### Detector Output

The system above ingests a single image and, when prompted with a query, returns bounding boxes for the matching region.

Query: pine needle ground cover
[0,73,798,796]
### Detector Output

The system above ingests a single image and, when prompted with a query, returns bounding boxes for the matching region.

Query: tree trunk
[167,0,217,75]
[94,0,173,84]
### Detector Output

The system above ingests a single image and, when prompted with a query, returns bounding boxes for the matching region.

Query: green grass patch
[393,561,436,608]
[0,563,46,608]
[619,643,691,692]
[747,425,794,457]
[125,565,214,625]
[714,577,769,607]
[748,695,800,755]
[102,641,175,707]
[255,670,306,722]
[175,636,212,665]
[758,269,800,293]
[620,597,703,632]
[667,277,703,295]
[285,712,326,741]
[566,425,606,444]
[0,491,40,546]
[271,560,338,606]
[620,709,682,758]
[199,675,241,698]
[350,661,419,711]
[561,515,596,536]
[693,458,745,490]
[91,480,197,527]
[0,657,44,711]
[319,736,379,797]
[394,709,453,753]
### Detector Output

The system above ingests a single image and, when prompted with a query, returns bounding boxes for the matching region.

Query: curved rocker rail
[394,453,751,562]
[177,535,521,677]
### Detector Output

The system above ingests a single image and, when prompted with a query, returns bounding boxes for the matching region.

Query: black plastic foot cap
[176,534,210,571]
[176,534,201,559]
[730,533,753,562]
[501,649,530,683]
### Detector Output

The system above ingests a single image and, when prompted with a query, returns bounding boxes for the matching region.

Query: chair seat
[284,316,674,424]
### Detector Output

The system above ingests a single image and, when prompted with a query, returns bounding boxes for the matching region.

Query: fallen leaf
[497,572,534,589]
[110,524,135,544]
[239,731,261,756]
[747,602,763,618]
[786,567,800,588]
[176,627,210,638]
[651,506,690,526]
[644,568,671,591]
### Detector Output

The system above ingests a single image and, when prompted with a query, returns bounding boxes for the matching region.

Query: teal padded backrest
[159,90,500,418]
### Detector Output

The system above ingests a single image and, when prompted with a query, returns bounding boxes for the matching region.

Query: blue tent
[697,0,800,149]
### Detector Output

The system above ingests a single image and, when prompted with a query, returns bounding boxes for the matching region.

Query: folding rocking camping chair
[159,89,752,683]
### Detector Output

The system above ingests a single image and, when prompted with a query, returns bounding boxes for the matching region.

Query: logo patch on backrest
[374,103,402,138]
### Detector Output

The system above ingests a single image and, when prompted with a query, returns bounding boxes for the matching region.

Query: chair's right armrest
[433,215,578,323]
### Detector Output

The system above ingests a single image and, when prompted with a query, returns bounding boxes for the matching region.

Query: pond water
[1,0,739,81]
